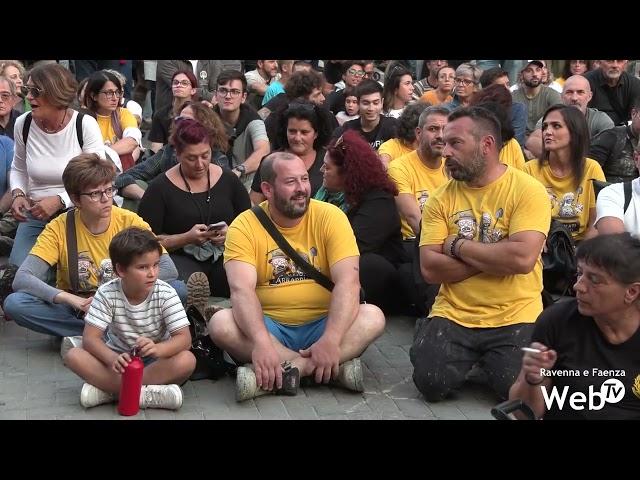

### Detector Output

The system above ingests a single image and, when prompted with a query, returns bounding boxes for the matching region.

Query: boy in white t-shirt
[64,227,195,410]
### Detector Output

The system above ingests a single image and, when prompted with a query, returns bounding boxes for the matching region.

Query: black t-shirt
[333,116,398,151]
[138,169,250,245]
[251,148,325,197]
[148,105,172,144]
[533,299,640,420]
[347,189,406,265]
[327,90,346,115]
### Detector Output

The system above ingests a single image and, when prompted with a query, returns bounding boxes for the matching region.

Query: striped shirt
[85,278,189,353]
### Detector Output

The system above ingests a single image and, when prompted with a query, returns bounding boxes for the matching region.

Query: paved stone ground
[0,311,497,420]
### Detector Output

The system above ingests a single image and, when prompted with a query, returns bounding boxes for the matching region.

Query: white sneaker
[139,384,183,410]
[336,358,364,392]
[80,383,115,408]
[61,335,83,360]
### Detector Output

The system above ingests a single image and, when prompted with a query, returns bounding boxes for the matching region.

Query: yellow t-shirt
[378,138,413,163]
[387,150,449,239]
[224,200,360,325]
[31,207,157,293]
[523,158,605,240]
[419,90,453,106]
[420,166,551,328]
[96,108,138,144]
[499,138,525,170]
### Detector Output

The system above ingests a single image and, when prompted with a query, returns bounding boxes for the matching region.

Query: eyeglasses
[217,87,243,98]
[79,187,115,202]
[99,90,123,99]
[0,92,13,102]
[172,80,192,87]
[21,85,43,98]
[347,68,366,78]
[454,78,477,87]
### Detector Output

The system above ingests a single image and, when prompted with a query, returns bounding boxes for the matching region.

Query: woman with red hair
[319,129,408,310]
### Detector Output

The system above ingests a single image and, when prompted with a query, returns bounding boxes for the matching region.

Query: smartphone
[207,221,226,231]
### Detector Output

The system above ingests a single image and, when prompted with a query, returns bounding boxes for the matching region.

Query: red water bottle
[118,346,144,416]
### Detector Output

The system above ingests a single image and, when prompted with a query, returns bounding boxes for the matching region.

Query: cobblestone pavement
[0,314,497,420]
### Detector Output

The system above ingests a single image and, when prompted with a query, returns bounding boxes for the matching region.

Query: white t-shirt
[595,178,640,235]
[85,278,189,353]
[10,111,105,207]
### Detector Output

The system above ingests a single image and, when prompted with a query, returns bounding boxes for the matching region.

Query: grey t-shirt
[512,86,562,135]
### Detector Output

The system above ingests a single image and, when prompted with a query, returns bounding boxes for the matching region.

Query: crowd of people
[0,58,638,419]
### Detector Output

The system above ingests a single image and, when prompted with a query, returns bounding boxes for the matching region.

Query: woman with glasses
[382,66,414,118]
[138,119,250,298]
[524,104,606,241]
[441,63,482,112]
[4,153,186,338]
[0,74,20,140]
[148,70,198,154]
[0,60,29,113]
[9,63,105,268]
[250,100,331,205]
[115,101,229,211]
[508,233,640,420]
[318,130,408,311]
[84,70,142,171]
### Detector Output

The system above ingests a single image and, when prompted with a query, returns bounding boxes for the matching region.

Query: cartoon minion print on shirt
[453,210,477,240]
[454,209,504,243]
[417,190,430,211]
[267,248,315,285]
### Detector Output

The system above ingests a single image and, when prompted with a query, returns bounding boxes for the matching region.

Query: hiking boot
[139,384,183,410]
[236,361,299,402]
[80,383,115,408]
[334,358,364,392]
[187,272,209,318]
[0,236,14,257]
[204,304,224,323]
[60,335,83,360]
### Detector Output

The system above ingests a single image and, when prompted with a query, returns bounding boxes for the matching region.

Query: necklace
[40,109,67,133]
[178,164,213,227]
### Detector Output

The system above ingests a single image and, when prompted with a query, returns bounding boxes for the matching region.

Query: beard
[523,77,541,88]
[273,189,310,219]
[445,145,486,182]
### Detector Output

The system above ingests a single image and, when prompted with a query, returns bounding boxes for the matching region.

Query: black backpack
[542,219,577,300]
[22,111,84,147]
[591,179,632,213]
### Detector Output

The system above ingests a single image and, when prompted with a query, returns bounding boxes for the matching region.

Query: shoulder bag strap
[251,205,334,292]
[623,180,633,213]
[75,112,84,149]
[22,112,32,145]
[66,209,80,293]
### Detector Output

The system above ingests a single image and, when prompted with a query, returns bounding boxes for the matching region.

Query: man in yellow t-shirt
[412,107,551,402]
[211,152,385,401]
[388,106,450,241]
[4,153,186,339]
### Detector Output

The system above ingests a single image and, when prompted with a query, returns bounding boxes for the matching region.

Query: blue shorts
[264,315,327,352]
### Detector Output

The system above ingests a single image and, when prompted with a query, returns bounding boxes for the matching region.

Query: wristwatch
[233,164,246,177]
[11,191,26,201]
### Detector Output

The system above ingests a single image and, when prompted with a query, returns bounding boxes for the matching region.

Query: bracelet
[12,192,26,200]
[525,373,545,386]
[450,235,463,258]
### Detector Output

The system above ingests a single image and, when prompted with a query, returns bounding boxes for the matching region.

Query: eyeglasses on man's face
[172,79,192,87]
[99,90,123,100]
[217,87,243,98]
[80,187,115,202]
[454,77,476,87]
[21,85,42,98]
[0,92,13,103]
[347,68,365,78]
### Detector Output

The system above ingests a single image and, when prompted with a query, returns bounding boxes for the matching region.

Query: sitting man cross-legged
[411,106,551,401]
[209,151,385,401]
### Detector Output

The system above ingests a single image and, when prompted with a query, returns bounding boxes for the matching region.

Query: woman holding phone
[138,118,250,297]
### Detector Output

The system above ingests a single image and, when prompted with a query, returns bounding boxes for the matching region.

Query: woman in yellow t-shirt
[524,104,605,241]
[84,70,142,171]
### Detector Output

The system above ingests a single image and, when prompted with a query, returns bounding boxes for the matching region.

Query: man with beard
[512,60,562,137]
[411,106,550,402]
[209,152,385,401]
[585,60,640,126]
[388,106,450,241]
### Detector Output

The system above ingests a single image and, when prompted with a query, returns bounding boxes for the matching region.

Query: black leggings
[170,252,229,297]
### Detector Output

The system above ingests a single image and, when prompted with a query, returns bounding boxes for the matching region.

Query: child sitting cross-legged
[64,227,196,410]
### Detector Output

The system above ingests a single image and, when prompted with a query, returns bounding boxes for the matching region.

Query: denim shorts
[264,315,327,352]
